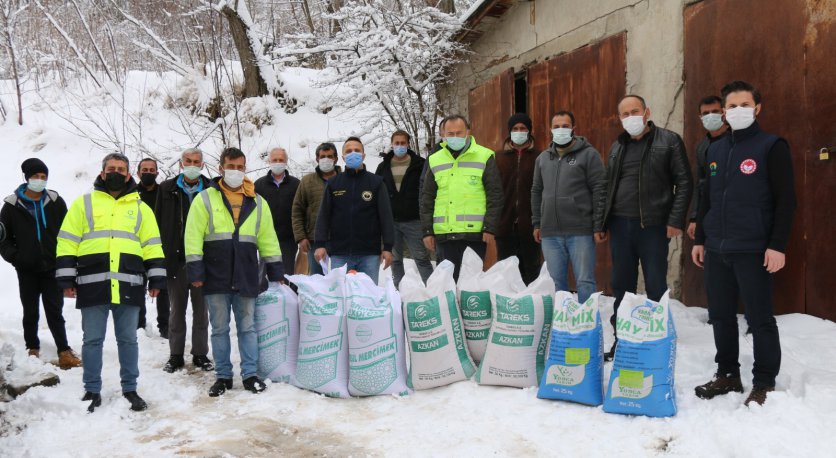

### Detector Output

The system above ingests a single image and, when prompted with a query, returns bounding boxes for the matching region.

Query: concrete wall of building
[440,0,691,296]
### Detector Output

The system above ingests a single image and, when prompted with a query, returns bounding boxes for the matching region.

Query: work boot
[193,355,214,372]
[604,341,617,362]
[28,348,40,358]
[243,376,267,394]
[744,385,775,407]
[123,391,148,411]
[163,355,185,373]
[695,373,744,399]
[58,349,82,370]
[82,391,101,413]
[209,378,233,397]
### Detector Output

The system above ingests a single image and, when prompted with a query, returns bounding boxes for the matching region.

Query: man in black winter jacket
[602,95,693,359]
[375,130,433,286]
[0,158,81,369]
[315,137,394,284]
[136,157,169,336]
[155,149,214,373]
[255,147,301,275]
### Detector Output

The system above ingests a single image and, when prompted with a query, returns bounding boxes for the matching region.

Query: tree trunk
[430,0,455,14]
[220,3,268,98]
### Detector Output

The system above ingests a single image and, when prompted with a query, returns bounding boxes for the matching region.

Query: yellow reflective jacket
[56,178,165,308]
[184,179,283,297]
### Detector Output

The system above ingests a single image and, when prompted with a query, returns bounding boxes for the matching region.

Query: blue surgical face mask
[552,128,573,146]
[701,113,724,132]
[510,132,529,145]
[345,152,364,169]
[393,145,409,157]
[27,179,47,193]
[446,136,467,151]
[183,166,202,180]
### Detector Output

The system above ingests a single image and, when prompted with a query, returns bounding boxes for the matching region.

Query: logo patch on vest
[567,157,577,165]
[709,161,718,176]
[740,159,757,175]
[468,175,479,185]
[361,191,373,201]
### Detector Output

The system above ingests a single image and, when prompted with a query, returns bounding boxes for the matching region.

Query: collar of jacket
[730,120,762,143]
[383,149,420,162]
[263,169,293,180]
[502,138,535,153]
[345,165,368,176]
[706,128,729,143]
[546,136,590,158]
[93,175,139,199]
[175,174,209,194]
[617,120,657,145]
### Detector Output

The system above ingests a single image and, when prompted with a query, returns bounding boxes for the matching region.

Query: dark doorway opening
[514,71,527,114]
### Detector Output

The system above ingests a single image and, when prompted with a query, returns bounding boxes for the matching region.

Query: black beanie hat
[507,113,532,133]
[22,158,48,180]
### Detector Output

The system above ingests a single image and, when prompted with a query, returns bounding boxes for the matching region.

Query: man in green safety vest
[420,115,504,280]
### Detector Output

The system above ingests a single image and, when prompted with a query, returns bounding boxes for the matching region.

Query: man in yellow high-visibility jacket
[185,147,284,398]
[56,153,166,413]
[420,115,504,280]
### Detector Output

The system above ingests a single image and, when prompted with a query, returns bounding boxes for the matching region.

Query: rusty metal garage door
[682,0,836,320]
[526,32,627,295]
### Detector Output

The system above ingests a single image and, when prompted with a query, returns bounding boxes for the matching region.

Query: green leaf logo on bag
[495,295,535,325]
[406,298,442,331]
[460,291,491,320]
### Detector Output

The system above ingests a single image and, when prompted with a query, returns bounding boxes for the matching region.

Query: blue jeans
[330,254,381,285]
[541,235,596,303]
[205,294,257,380]
[392,220,433,287]
[81,304,140,393]
[608,216,669,328]
[306,249,323,276]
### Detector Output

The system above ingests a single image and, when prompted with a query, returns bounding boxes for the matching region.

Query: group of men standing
[0,79,792,412]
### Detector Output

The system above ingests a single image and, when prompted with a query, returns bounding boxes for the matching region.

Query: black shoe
[193,355,214,372]
[209,378,233,397]
[159,327,169,339]
[604,341,617,362]
[163,355,185,373]
[82,391,101,413]
[123,391,148,411]
[242,376,267,394]
[744,385,775,406]
[695,373,744,400]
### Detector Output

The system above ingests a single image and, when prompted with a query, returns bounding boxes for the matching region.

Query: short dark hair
[391,130,411,142]
[345,136,363,144]
[443,114,470,130]
[551,110,576,126]
[137,157,157,172]
[698,95,723,112]
[619,94,646,109]
[101,152,130,171]
[721,80,761,105]
[219,147,246,167]
[315,142,337,159]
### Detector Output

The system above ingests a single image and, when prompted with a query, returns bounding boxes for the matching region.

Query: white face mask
[27,179,47,193]
[223,169,245,188]
[701,113,724,132]
[510,132,529,145]
[318,158,335,173]
[183,166,202,180]
[270,163,287,176]
[725,107,756,131]
[551,128,573,146]
[621,112,647,136]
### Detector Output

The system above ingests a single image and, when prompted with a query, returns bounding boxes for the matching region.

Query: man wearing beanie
[495,113,541,284]
[0,158,81,369]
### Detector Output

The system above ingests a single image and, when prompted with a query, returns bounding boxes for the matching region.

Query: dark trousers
[497,235,541,285]
[280,238,298,277]
[438,239,486,281]
[705,250,780,387]
[138,286,169,332]
[608,216,669,328]
[167,265,209,357]
[18,270,69,352]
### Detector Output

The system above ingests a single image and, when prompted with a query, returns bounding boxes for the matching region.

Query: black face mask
[140,173,157,187]
[105,172,127,192]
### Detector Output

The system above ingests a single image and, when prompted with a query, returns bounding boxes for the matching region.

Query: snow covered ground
[2,70,836,456]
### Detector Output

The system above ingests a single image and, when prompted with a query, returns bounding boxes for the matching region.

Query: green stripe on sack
[446,290,475,377]
[537,294,555,381]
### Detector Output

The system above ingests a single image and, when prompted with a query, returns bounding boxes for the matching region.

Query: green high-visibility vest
[429,138,494,234]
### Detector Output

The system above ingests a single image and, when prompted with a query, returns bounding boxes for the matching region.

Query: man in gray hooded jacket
[531,111,607,302]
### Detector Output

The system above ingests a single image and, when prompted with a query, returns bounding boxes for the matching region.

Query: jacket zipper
[721,135,736,251]
[514,151,521,227]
